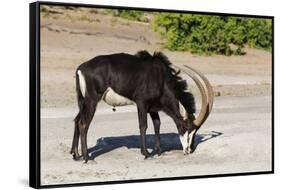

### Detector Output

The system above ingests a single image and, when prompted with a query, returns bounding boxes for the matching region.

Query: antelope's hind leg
[79,100,99,163]
[70,113,81,160]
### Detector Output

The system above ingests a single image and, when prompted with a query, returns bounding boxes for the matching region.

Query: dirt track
[39,6,272,185]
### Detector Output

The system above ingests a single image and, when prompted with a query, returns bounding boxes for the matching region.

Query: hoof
[82,155,90,163]
[141,150,152,159]
[144,153,153,159]
[156,148,162,156]
[144,155,152,160]
[152,147,162,156]
[71,153,82,161]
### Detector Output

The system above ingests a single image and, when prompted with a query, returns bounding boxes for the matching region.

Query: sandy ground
[41,95,272,185]
[39,6,272,185]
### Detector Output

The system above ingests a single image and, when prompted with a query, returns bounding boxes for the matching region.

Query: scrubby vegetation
[106,9,149,22]
[153,13,272,55]
[40,5,272,56]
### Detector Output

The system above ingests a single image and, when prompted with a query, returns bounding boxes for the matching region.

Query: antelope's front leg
[150,112,162,155]
[137,103,151,159]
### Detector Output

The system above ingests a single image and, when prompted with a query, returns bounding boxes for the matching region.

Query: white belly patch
[103,87,134,107]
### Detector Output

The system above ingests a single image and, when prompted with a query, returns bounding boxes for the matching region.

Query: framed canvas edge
[29,1,275,189]
[30,1,41,189]
[38,171,274,189]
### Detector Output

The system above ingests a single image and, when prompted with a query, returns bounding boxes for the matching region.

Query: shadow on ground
[88,131,222,159]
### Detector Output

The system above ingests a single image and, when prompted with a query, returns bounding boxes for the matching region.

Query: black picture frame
[30,1,274,188]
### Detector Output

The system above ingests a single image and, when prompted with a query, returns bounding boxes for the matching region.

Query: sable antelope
[70,51,214,163]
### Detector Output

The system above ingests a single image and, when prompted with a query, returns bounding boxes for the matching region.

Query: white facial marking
[179,102,187,120]
[187,129,196,154]
[179,131,189,154]
[77,70,86,98]
[103,87,134,107]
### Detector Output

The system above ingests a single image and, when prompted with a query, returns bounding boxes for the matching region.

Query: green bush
[153,13,272,55]
[107,9,146,22]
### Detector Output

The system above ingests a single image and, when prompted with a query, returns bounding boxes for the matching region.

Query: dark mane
[152,51,196,114]
[135,50,153,60]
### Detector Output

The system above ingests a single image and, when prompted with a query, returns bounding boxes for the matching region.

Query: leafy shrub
[153,13,272,55]
[116,10,144,21]
[106,9,148,22]
[40,6,51,18]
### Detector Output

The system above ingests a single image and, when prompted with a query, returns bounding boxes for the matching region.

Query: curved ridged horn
[182,65,214,128]
[183,65,214,113]
[173,65,208,128]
